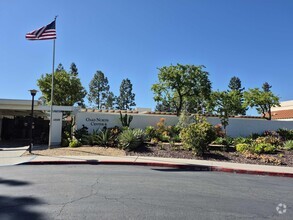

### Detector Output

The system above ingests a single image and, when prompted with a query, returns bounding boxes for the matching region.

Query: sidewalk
[0,145,35,166]
[23,154,293,177]
[1,146,292,177]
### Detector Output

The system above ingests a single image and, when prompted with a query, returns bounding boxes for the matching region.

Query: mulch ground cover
[126,143,293,167]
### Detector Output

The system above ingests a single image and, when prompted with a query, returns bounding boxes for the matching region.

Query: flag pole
[48,16,57,148]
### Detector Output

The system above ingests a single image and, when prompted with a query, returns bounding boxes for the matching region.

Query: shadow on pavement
[0,177,46,220]
[0,178,32,186]
[151,165,211,172]
[0,141,27,148]
[0,195,46,220]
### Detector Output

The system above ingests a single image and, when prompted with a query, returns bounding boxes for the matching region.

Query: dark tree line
[37,62,280,119]
[152,64,280,120]
[37,63,136,110]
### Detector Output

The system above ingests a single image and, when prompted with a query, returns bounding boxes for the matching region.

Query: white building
[1,99,293,146]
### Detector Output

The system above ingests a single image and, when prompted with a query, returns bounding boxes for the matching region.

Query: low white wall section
[75,112,293,137]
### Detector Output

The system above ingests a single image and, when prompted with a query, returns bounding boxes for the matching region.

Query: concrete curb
[22,160,293,178]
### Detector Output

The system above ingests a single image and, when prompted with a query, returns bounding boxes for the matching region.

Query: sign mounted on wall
[85,117,109,127]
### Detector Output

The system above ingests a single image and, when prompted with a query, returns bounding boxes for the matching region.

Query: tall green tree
[228,76,244,92]
[151,64,212,116]
[88,71,110,109]
[211,91,234,134]
[262,82,272,92]
[116,78,136,110]
[56,63,64,72]
[37,63,87,106]
[105,91,116,109]
[244,82,280,120]
[227,76,247,115]
[69,62,78,76]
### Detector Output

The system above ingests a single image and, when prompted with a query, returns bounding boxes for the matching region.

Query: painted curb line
[21,160,293,178]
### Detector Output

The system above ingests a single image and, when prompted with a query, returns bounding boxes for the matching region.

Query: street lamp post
[29,89,38,154]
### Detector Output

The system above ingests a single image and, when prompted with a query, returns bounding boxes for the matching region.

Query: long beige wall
[75,112,293,137]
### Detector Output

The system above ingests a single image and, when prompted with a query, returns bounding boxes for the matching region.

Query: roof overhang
[0,98,76,118]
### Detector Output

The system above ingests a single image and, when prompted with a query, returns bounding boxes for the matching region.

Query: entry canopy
[0,99,75,118]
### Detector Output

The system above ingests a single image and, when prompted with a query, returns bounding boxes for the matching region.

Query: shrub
[69,137,82,148]
[259,155,282,165]
[277,128,293,141]
[81,134,92,145]
[236,143,251,153]
[213,136,233,146]
[283,140,293,150]
[95,129,114,147]
[109,126,122,145]
[254,143,276,154]
[145,119,179,143]
[168,125,180,138]
[262,130,279,137]
[255,136,282,147]
[233,137,252,145]
[249,133,261,140]
[74,125,89,139]
[179,117,216,156]
[156,118,167,135]
[118,128,145,151]
[170,135,181,143]
[145,126,159,141]
[213,137,224,145]
[214,124,225,138]
[176,111,193,130]
[61,138,69,147]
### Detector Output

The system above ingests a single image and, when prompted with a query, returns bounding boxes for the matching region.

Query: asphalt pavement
[0,165,292,220]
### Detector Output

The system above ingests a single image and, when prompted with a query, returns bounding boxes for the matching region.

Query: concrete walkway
[0,145,35,166]
[1,145,293,177]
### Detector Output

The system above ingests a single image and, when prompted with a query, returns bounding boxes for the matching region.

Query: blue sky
[0,0,292,115]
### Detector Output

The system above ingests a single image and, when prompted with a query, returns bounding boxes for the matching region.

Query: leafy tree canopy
[152,64,212,116]
[37,63,87,106]
[244,82,280,120]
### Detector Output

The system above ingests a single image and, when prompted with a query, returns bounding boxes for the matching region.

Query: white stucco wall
[75,112,293,138]
[75,112,178,133]
[207,117,293,137]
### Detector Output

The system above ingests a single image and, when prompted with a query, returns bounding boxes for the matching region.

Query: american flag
[25,20,56,40]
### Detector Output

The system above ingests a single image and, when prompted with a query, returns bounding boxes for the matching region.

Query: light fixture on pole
[29,89,38,153]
